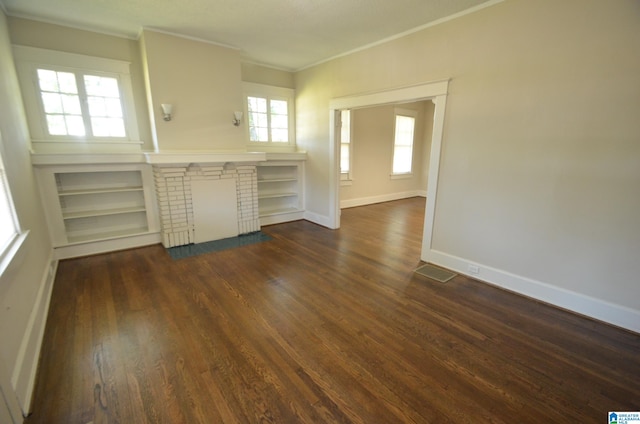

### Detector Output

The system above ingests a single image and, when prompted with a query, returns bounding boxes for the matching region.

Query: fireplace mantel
[144,151,266,166]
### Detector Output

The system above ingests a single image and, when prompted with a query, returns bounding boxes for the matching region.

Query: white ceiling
[2,0,497,71]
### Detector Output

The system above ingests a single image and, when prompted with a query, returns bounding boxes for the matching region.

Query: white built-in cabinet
[257,160,305,226]
[34,162,160,259]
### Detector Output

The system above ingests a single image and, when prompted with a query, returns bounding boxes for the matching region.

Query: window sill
[390,173,413,180]
[0,230,30,279]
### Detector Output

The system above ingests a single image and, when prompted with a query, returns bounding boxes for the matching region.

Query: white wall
[296,0,640,330]
[0,9,55,415]
[140,30,245,152]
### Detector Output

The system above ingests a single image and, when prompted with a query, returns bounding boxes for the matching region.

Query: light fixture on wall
[233,111,243,126]
[161,103,173,121]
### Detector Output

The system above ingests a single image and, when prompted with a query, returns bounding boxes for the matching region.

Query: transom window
[37,69,125,138]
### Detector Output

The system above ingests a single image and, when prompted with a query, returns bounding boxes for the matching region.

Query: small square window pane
[251,113,268,129]
[41,93,63,114]
[271,129,288,142]
[88,97,106,117]
[46,115,67,135]
[271,115,288,129]
[270,100,287,115]
[61,94,81,115]
[105,98,123,117]
[37,69,59,92]
[248,97,267,113]
[101,78,120,97]
[57,72,78,94]
[251,128,269,141]
[109,118,126,137]
[92,117,125,137]
[66,116,85,136]
[249,128,259,141]
[84,75,120,97]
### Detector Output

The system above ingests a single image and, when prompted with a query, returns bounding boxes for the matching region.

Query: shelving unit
[257,161,304,225]
[34,163,160,258]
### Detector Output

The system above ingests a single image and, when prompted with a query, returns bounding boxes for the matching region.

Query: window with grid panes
[244,83,295,149]
[37,69,126,138]
[13,46,140,148]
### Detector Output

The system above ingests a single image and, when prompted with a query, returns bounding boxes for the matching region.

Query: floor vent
[414,263,457,283]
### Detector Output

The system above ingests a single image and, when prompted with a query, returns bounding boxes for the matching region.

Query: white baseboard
[424,249,640,334]
[53,232,162,260]
[260,210,305,226]
[303,210,334,229]
[340,190,426,209]
[11,255,57,415]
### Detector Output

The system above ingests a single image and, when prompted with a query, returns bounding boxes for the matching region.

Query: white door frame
[328,79,449,261]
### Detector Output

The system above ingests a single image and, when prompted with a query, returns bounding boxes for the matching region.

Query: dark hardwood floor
[26,197,640,423]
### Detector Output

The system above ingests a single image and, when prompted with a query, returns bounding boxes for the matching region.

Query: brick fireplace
[145,152,266,248]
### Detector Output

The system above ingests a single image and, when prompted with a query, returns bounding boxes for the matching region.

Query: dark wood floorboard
[26,197,640,423]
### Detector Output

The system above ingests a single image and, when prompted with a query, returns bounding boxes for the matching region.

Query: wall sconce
[161,103,173,121]
[233,111,243,126]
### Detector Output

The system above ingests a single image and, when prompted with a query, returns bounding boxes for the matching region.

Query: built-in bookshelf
[34,163,160,258]
[257,161,304,225]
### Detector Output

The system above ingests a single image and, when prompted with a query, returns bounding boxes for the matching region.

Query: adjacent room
[0,0,638,422]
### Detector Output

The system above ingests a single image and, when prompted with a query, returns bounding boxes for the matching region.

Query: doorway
[328,80,449,262]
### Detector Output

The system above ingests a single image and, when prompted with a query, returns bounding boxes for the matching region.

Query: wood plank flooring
[26,198,640,423]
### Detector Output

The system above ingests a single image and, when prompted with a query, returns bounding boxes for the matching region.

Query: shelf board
[58,186,144,196]
[66,227,150,245]
[258,206,302,217]
[257,178,297,183]
[258,192,298,200]
[62,206,147,220]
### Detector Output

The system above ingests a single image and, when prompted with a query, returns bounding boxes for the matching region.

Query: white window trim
[243,82,295,152]
[390,107,418,177]
[0,132,29,279]
[13,45,141,153]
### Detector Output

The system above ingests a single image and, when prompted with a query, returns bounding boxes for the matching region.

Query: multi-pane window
[243,82,295,149]
[247,96,289,143]
[340,110,352,179]
[392,109,417,175]
[36,69,125,138]
[13,46,140,149]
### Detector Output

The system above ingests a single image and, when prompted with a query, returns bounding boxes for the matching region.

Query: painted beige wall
[8,17,154,151]
[241,62,294,88]
[340,101,432,204]
[0,10,53,412]
[296,0,640,312]
[141,30,245,151]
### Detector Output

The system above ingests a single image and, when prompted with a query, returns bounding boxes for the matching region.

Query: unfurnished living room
[0,0,639,423]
